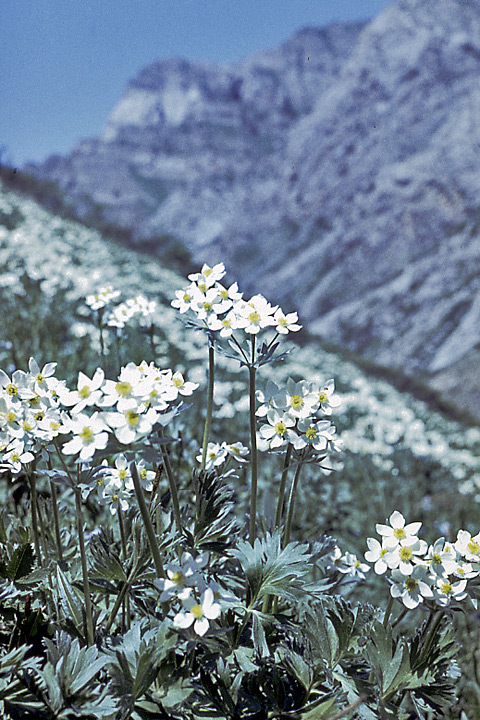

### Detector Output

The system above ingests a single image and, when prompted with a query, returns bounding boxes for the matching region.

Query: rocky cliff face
[26,0,480,419]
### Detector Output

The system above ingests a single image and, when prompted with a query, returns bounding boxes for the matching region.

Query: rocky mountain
[25,0,480,419]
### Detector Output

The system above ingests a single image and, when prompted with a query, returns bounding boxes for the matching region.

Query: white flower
[99,477,132,515]
[311,379,341,415]
[237,295,277,334]
[173,587,221,636]
[258,409,296,450]
[171,283,198,314]
[386,537,428,576]
[337,551,370,579]
[197,442,228,470]
[273,308,302,334]
[63,368,105,413]
[365,537,393,574]
[423,538,458,577]
[455,529,480,563]
[276,378,317,420]
[61,411,109,461]
[376,511,422,549]
[188,263,226,290]
[297,418,333,453]
[434,577,468,606]
[28,357,57,395]
[104,402,158,445]
[390,566,434,609]
[2,439,34,472]
[170,371,198,397]
[154,552,207,602]
[222,441,249,463]
[86,286,120,310]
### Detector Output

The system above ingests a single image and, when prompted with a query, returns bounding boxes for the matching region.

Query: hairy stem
[283,460,303,547]
[201,340,215,470]
[74,487,94,646]
[274,443,293,528]
[130,462,165,579]
[248,336,258,545]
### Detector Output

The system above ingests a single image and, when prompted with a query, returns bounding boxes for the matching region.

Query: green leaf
[6,543,34,581]
[56,566,85,638]
[232,530,312,605]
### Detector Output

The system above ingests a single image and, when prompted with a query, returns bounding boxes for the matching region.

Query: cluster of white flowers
[366,511,478,609]
[86,286,157,331]
[106,295,157,329]
[327,546,370,580]
[171,262,302,338]
[154,552,224,636]
[0,357,197,489]
[197,440,249,470]
[256,377,342,457]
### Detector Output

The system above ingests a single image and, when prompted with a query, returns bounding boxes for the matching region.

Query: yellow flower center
[126,410,139,427]
[173,376,184,388]
[318,391,328,404]
[140,468,147,479]
[10,452,20,462]
[220,289,228,300]
[80,426,94,443]
[171,571,185,586]
[34,412,44,421]
[28,395,40,406]
[116,381,132,397]
[191,604,204,619]
[50,421,60,431]
[248,311,261,324]
[441,582,452,595]
[36,373,44,384]
[183,293,191,302]
[399,546,413,562]
[405,577,418,591]
[203,301,212,312]
[198,282,207,292]
[278,316,288,327]
[79,385,91,398]
[22,421,32,432]
[274,421,286,437]
[6,383,18,396]
[467,540,480,556]
[222,318,231,328]
[394,528,406,540]
[119,469,127,480]
[306,427,317,440]
[290,395,303,410]
[6,411,16,424]
[432,553,442,565]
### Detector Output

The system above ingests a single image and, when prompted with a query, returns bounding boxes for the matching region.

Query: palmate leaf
[31,630,114,718]
[232,530,312,604]
[190,470,239,551]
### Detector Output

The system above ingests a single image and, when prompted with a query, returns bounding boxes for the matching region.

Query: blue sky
[1,0,392,167]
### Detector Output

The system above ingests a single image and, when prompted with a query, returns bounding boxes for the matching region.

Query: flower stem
[49,479,64,564]
[104,564,138,634]
[74,486,94,647]
[130,462,165,579]
[274,443,293,528]
[28,468,42,567]
[248,336,258,545]
[201,339,215,470]
[383,594,394,628]
[283,460,303,547]
[159,428,183,534]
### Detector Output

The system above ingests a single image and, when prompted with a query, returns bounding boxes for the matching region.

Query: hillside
[2,183,480,548]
